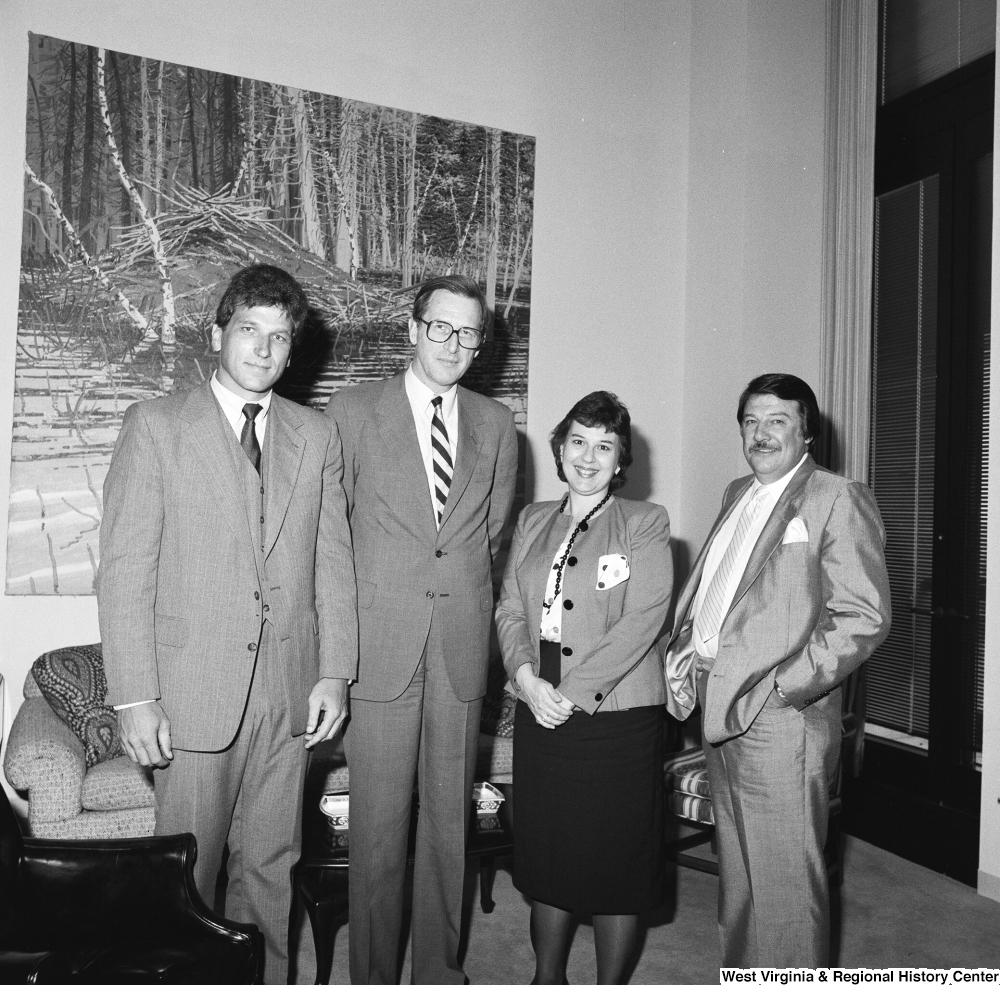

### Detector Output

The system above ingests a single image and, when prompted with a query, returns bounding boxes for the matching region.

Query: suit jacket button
[435,549,443,558]
[563,599,573,610]
[562,646,573,656]
[248,642,257,652]
[567,556,578,566]
[254,591,260,600]
[595,692,603,701]
[426,591,435,599]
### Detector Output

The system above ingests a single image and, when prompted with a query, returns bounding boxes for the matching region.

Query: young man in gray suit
[326,275,518,985]
[664,373,891,969]
[98,264,358,985]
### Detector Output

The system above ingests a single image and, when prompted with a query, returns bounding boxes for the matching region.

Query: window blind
[882,0,996,104]
[869,177,939,739]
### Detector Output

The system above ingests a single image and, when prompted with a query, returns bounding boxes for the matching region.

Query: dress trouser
[154,621,308,985]
[700,671,841,968]
[345,625,483,985]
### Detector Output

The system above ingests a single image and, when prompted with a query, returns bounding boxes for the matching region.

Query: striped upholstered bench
[662,746,718,873]
[660,670,864,885]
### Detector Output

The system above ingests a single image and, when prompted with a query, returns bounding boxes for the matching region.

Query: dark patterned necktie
[430,396,453,528]
[241,403,262,473]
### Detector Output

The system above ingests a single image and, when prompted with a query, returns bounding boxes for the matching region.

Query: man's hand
[304,677,349,748]
[119,702,172,768]
[695,655,716,674]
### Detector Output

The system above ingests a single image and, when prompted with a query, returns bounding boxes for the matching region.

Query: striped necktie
[241,403,262,474]
[693,488,766,643]
[430,396,453,528]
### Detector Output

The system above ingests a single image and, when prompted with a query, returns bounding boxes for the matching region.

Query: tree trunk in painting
[140,57,152,213]
[205,74,216,194]
[110,52,132,230]
[221,73,237,190]
[79,46,96,254]
[291,87,325,259]
[335,99,358,276]
[28,73,50,254]
[505,227,533,321]
[186,68,199,190]
[401,112,418,288]
[61,42,76,233]
[504,134,521,292]
[239,77,257,199]
[485,128,501,319]
[376,114,393,268]
[98,47,175,344]
[154,61,165,213]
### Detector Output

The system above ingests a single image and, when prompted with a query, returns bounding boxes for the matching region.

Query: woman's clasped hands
[515,664,575,729]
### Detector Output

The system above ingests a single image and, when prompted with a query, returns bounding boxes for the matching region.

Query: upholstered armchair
[3,645,154,838]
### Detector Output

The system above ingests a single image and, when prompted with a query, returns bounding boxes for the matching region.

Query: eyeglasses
[418,318,483,350]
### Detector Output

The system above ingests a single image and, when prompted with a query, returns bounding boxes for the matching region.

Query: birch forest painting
[8,33,534,595]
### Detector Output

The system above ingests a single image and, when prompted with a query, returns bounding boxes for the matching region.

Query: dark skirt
[512,694,665,914]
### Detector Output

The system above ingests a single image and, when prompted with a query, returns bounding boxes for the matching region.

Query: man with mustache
[663,373,890,968]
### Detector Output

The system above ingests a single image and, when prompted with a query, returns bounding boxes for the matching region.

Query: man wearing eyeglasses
[325,275,517,985]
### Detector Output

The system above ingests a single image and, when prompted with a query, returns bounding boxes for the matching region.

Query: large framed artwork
[8,33,534,595]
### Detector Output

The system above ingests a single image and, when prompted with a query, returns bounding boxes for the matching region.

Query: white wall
[0,0,690,802]
[680,0,828,548]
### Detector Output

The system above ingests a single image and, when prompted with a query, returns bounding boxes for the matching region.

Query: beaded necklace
[541,490,613,612]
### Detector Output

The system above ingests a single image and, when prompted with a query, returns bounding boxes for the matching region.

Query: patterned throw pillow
[31,644,122,768]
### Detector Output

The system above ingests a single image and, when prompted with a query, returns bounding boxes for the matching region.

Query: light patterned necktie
[241,403,262,474]
[430,396,453,528]
[693,488,766,643]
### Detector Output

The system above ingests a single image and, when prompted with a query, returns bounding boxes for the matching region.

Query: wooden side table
[295,783,513,985]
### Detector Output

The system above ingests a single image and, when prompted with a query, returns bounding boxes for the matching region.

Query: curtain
[818,0,879,482]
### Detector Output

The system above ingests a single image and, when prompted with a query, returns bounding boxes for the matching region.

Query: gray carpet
[290,835,1000,984]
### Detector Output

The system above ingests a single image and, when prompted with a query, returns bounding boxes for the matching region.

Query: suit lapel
[439,386,480,529]
[728,456,817,612]
[374,374,436,528]
[263,396,305,559]
[179,383,249,547]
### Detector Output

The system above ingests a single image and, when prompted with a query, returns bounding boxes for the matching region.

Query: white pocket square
[781,516,808,544]
[596,554,630,590]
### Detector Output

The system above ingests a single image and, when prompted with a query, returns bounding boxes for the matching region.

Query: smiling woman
[495,390,672,985]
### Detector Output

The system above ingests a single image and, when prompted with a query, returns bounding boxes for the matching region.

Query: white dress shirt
[404,365,460,518]
[692,453,808,660]
[210,371,272,444]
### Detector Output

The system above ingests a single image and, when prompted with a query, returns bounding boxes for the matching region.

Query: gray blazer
[326,372,518,702]
[664,456,891,743]
[496,496,672,715]
[98,381,358,750]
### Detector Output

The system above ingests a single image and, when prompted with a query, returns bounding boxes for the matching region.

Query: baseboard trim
[978,868,1000,903]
